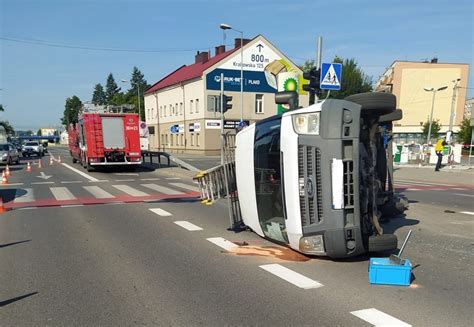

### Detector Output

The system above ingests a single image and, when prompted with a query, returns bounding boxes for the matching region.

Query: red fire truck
[68,105,142,171]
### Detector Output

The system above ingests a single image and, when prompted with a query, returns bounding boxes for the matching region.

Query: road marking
[460,211,474,216]
[18,207,38,210]
[452,187,469,191]
[259,264,323,289]
[168,182,200,192]
[14,188,35,203]
[429,188,444,191]
[114,173,139,176]
[61,181,83,184]
[351,308,411,326]
[61,163,99,182]
[31,182,55,185]
[112,184,149,197]
[396,179,454,187]
[207,237,238,251]
[149,208,173,216]
[92,180,109,183]
[83,186,115,199]
[165,177,181,180]
[455,193,474,198]
[174,221,203,231]
[50,187,76,201]
[140,178,160,181]
[141,183,184,195]
[404,188,421,191]
[60,204,83,208]
[0,183,24,186]
[115,179,135,182]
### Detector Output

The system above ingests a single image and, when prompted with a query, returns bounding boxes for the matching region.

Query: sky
[1,0,473,131]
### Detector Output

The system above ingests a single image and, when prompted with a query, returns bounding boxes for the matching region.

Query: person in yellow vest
[434,138,447,171]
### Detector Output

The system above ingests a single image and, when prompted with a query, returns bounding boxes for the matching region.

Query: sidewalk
[394,165,474,186]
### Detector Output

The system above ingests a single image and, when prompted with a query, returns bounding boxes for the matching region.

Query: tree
[127,66,149,120]
[457,117,472,144]
[110,92,132,106]
[92,83,106,105]
[0,121,15,135]
[26,130,33,136]
[61,95,82,127]
[300,59,315,73]
[421,118,442,143]
[105,73,120,104]
[37,129,42,136]
[0,104,4,111]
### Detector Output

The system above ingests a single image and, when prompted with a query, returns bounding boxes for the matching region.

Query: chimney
[431,57,438,63]
[195,51,209,64]
[234,38,252,49]
[215,45,225,56]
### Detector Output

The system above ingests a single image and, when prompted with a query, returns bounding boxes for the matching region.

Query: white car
[22,141,44,157]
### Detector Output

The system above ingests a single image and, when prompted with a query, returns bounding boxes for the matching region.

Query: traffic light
[302,67,321,105]
[222,95,233,113]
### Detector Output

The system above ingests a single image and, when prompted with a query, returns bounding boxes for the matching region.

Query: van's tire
[379,108,403,123]
[368,234,398,252]
[345,92,396,115]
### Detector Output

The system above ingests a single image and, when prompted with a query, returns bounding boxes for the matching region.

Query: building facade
[375,60,469,144]
[144,35,307,155]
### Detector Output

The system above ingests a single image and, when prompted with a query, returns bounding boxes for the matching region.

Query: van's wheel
[345,92,396,115]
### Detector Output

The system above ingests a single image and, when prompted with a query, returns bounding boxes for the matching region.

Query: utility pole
[448,78,461,142]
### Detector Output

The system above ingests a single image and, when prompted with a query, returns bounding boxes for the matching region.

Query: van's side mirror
[275,91,298,110]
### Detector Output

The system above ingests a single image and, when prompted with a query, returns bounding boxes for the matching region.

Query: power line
[1,36,217,53]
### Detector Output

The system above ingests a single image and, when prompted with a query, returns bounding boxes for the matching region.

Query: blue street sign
[170,125,179,133]
[320,63,342,90]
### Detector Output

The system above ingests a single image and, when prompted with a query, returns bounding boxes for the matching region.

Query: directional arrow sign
[36,172,52,180]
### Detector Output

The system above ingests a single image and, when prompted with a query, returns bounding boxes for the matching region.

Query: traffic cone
[0,197,6,213]
[27,162,32,172]
[5,165,11,177]
[38,159,42,169]
[2,171,8,185]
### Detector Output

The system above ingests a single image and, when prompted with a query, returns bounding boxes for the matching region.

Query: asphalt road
[1,146,473,326]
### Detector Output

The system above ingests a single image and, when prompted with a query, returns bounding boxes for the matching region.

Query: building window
[196,133,200,146]
[147,108,150,120]
[195,99,199,113]
[164,105,167,117]
[165,134,168,145]
[255,94,264,114]
[180,102,183,115]
[207,95,220,113]
[190,100,194,114]
[191,133,194,146]
[175,103,178,116]
[170,134,174,146]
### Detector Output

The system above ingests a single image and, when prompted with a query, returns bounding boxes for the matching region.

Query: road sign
[320,63,342,90]
[170,125,179,133]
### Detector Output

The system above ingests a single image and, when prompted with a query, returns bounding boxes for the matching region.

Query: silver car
[0,143,20,165]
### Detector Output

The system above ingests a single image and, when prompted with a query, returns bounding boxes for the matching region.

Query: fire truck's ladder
[193,133,243,230]
[91,115,104,154]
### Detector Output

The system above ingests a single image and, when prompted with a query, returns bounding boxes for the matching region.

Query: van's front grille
[298,145,323,226]
[343,160,355,208]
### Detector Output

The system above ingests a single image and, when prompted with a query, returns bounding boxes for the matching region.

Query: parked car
[0,143,21,165]
[22,141,44,157]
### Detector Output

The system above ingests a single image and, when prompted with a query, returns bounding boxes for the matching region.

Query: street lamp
[220,23,244,123]
[121,79,141,121]
[424,85,448,145]
[448,78,461,141]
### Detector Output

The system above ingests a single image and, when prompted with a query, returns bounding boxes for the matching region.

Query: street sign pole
[220,73,224,165]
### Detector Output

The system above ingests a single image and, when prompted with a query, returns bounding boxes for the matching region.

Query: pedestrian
[434,137,447,172]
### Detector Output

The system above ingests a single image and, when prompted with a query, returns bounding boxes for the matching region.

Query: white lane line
[396,180,454,187]
[149,208,172,216]
[14,188,35,203]
[141,183,184,195]
[61,163,99,182]
[207,237,238,251]
[114,173,139,176]
[18,207,38,210]
[174,221,203,231]
[140,178,160,181]
[31,182,55,185]
[92,180,109,183]
[61,181,83,184]
[83,186,115,199]
[259,264,323,289]
[455,193,474,198]
[165,177,181,180]
[351,308,411,326]
[115,179,135,182]
[404,188,421,191]
[460,211,474,216]
[50,187,76,201]
[168,182,200,192]
[112,184,149,197]
[0,183,24,186]
[452,187,469,191]
[60,205,83,208]
[428,188,444,191]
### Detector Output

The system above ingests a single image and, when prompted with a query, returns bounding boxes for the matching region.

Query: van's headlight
[292,112,320,135]
[299,235,325,254]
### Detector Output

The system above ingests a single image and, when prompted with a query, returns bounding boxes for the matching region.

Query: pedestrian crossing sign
[320,63,342,90]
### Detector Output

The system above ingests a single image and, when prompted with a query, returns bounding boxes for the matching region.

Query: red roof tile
[145,48,239,94]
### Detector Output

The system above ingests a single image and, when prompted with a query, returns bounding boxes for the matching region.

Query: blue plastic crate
[369,257,412,286]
